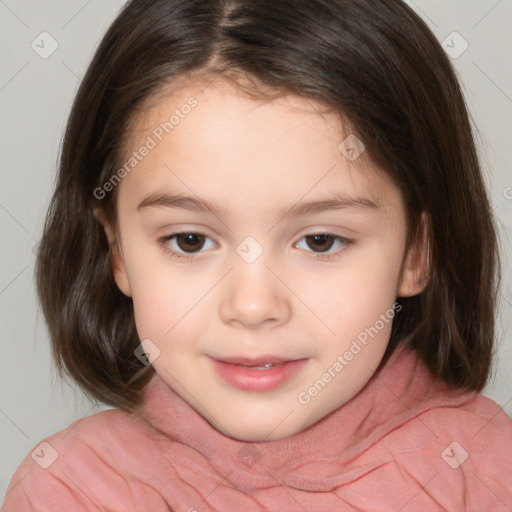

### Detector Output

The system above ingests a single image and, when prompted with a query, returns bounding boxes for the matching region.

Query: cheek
[311,243,402,322]
[130,278,199,341]
[293,248,404,373]
[122,246,194,340]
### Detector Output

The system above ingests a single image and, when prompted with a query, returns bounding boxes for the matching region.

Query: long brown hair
[36,0,500,410]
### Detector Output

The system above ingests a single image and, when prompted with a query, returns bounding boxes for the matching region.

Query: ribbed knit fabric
[3,345,512,511]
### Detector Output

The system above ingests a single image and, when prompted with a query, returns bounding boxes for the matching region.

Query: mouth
[238,362,283,370]
[209,355,308,392]
[214,356,293,369]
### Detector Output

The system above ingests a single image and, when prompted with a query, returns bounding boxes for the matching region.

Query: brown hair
[36,0,500,410]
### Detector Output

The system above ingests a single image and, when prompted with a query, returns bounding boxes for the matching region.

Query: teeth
[238,362,278,370]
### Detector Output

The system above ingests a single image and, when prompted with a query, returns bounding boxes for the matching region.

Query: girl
[4,0,511,510]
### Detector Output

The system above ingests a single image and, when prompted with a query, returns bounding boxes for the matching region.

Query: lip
[209,355,308,392]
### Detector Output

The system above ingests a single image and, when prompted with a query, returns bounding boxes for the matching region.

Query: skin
[97,77,428,442]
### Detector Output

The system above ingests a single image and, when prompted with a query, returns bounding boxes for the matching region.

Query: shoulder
[416,391,512,453]
[421,391,512,473]
[2,408,163,511]
[382,390,512,509]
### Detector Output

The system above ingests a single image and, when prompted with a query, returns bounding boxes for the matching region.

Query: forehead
[128,77,344,157]
[117,77,401,217]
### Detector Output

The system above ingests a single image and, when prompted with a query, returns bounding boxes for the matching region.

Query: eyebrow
[136,192,380,218]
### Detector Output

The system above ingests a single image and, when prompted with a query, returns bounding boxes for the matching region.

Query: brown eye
[305,234,335,252]
[174,233,206,252]
[294,233,352,261]
[160,232,216,262]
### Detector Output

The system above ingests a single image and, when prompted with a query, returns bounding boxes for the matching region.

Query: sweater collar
[138,344,473,491]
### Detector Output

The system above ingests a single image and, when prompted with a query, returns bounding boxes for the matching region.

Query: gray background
[1,0,511,504]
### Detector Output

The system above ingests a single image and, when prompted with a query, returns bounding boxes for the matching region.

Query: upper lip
[211,355,302,365]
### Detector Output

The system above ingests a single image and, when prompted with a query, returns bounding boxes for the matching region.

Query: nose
[218,256,292,330]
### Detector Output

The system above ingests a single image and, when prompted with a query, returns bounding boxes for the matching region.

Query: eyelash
[158,231,354,263]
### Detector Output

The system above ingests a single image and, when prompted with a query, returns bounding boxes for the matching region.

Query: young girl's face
[104,78,424,441]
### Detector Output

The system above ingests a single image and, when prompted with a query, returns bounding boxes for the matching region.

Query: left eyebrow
[277,195,380,219]
[136,192,380,218]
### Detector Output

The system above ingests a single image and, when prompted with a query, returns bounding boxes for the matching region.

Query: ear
[397,213,430,297]
[93,208,132,297]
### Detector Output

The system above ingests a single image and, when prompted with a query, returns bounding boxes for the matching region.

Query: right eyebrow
[137,193,227,218]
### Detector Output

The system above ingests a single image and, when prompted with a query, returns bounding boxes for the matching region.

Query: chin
[223,426,295,443]
[215,414,314,442]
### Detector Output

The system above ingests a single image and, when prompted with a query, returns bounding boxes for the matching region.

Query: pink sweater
[3,346,512,511]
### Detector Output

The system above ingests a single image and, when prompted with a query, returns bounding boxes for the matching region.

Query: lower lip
[210,358,308,392]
